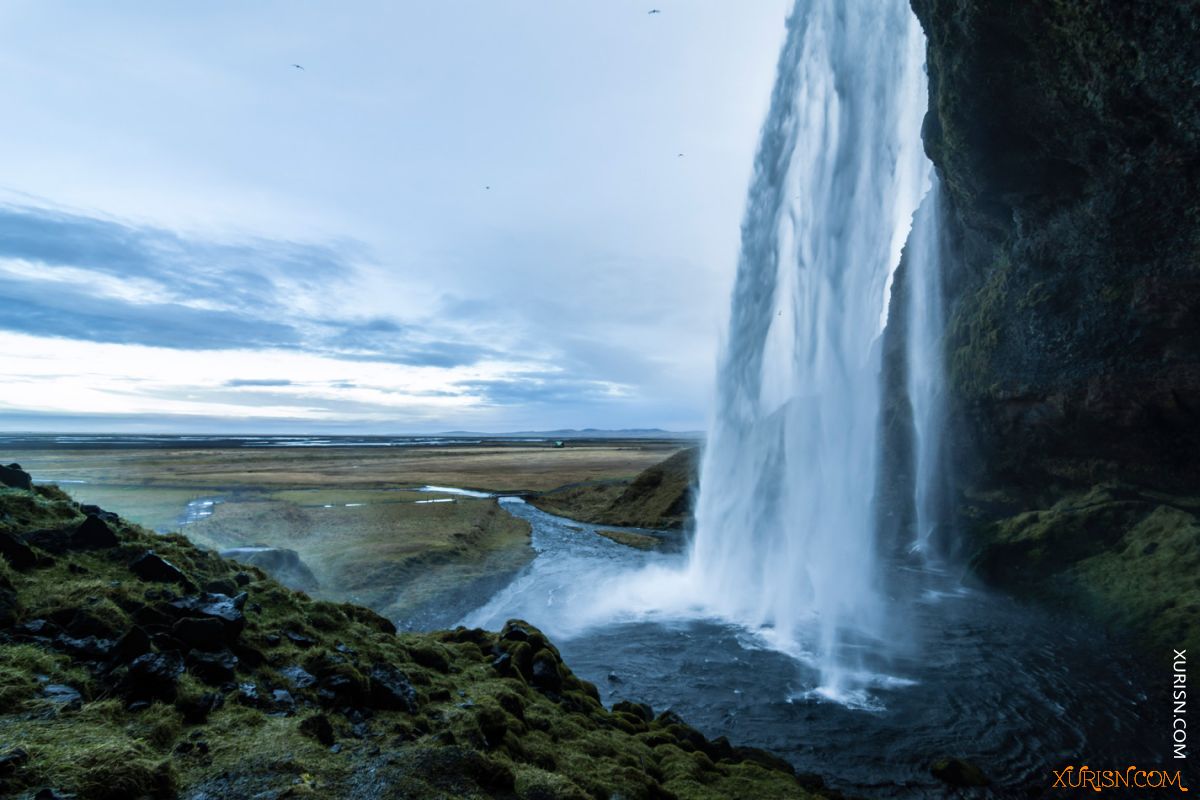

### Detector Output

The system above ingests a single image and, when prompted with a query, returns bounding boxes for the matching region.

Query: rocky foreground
[0,466,828,800]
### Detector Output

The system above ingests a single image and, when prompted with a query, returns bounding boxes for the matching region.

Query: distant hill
[438,428,703,440]
[529,447,700,530]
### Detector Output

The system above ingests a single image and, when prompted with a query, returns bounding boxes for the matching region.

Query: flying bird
[648,9,661,14]
[291,64,305,70]
[677,153,684,157]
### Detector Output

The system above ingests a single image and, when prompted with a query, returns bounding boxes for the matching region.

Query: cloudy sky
[0,1,789,433]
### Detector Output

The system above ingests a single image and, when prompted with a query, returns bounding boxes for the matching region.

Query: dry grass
[5,443,683,495]
[184,491,532,621]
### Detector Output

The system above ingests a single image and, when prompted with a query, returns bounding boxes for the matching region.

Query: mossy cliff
[529,449,698,531]
[0,476,828,800]
[888,0,1200,651]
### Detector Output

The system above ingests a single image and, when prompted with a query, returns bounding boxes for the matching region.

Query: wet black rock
[21,528,70,556]
[0,531,37,571]
[529,649,563,693]
[232,642,265,669]
[79,504,118,522]
[186,649,239,685]
[272,688,296,711]
[0,747,29,775]
[500,621,533,642]
[490,651,512,675]
[173,616,227,651]
[236,682,261,707]
[0,588,19,628]
[284,630,316,648]
[114,626,153,662]
[0,463,32,491]
[280,664,317,690]
[930,757,989,788]
[13,619,57,639]
[130,551,189,584]
[122,652,185,701]
[317,673,365,707]
[178,690,224,724]
[53,634,115,661]
[369,664,418,713]
[299,713,335,746]
[150,632,187,654]
[203,577,239,596]
[41,684,83,707]
[70,515,118,550]
[168,593,246,637]
[66,608,122,639]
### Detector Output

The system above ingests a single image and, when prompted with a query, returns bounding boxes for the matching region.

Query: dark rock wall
[912,0,1200,498]
[881,0,1200,649]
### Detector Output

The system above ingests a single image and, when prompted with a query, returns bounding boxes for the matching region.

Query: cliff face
[900,0,1200,648]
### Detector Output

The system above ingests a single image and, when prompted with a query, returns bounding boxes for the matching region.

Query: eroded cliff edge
[891,0,1200,651]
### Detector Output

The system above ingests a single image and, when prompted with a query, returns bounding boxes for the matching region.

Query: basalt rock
[121,652,185,702]
[299,713,336,746]
[70,515,118,549]
[0,588,20,630]
[172,616,226,651]
[0,531,37,571]
[168,592,246,638]
[185,648,239,685]
[79,504,119,523]
[130,551,190,585]
[0,463,32,491]
[885,0,1200,652]
[369,664,419,713]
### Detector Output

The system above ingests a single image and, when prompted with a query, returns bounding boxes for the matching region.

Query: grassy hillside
[0,473,827,800]
[530,449,698,531]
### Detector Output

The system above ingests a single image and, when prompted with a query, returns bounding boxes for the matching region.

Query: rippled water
[462,501,1160,798]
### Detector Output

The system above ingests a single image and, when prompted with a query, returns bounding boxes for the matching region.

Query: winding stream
[462,499,1160,798]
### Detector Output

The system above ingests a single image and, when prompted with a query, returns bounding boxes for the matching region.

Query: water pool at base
[456,500,1160,798]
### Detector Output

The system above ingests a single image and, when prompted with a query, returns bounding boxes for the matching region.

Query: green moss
[0,486,824,800]
[0,644,92,710]
[595,529,664,551]
[947,248,1011,400]
[970,485,1200,652]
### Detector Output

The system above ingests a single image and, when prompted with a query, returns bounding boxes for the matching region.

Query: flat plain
[3,440,685,626]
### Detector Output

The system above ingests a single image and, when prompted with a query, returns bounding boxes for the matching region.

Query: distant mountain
[437,428,703,440]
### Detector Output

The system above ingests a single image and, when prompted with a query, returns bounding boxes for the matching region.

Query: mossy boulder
[969,485,1200,652]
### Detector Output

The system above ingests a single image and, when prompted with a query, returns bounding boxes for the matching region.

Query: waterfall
[904,181,948,557]
[687,0,936,697]
[461,0,946,709]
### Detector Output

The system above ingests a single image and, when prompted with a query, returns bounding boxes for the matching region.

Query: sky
[0,0,790,433]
